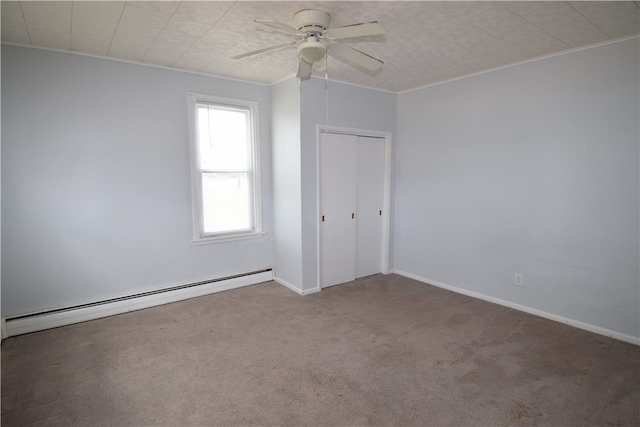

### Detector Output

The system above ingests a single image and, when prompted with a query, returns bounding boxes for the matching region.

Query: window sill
[192,231,266,245]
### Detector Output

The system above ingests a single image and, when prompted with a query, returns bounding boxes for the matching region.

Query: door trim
[316,125,392,290]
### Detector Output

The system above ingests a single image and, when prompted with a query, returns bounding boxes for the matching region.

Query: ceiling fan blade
[297,58,313,80]
[325,21,386,40]
[328,43,383,72]
[255,19,305,36]
[231,42,295,60]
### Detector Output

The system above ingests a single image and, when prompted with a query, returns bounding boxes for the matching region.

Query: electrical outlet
[514,273,523,286]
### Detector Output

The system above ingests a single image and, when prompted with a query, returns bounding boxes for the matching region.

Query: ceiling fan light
[298,39,326,63]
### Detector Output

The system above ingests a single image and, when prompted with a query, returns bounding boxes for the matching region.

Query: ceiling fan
[232,9,386,80]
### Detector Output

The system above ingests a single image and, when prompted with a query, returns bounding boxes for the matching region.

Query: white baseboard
[4,270,274,338]
[392,270,640,346]
[1,317,7,341]
[273,276,320,296]
[273,276,302,294]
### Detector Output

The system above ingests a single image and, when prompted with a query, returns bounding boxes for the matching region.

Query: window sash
[200,171,252,235]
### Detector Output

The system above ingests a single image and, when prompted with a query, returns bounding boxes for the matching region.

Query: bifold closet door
[319,132,385,288]
[355,136,385,278]
[319,132,357,288]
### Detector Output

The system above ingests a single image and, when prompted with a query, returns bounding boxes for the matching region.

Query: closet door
[319,132,357,288]
[356,136,385,278]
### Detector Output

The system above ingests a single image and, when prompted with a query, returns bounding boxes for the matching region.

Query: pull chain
[325,52,329,124]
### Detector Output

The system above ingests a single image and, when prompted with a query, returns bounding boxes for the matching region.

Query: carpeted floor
[2,274,639,426]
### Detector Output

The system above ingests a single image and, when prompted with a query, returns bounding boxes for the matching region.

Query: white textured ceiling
[2,1,639,92]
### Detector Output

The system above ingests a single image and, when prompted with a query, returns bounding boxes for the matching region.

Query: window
[188,93,262,243]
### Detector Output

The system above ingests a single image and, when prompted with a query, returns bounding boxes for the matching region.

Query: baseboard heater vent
[3,268,273,338]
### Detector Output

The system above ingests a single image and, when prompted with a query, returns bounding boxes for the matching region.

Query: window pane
[196,105,249,171]
[201,172,251,234]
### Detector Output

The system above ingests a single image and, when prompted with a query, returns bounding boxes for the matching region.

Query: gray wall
[4,38,638,342]
[2,45,273,316]
[271,78,303,288]
[395,38,639,339]
[300,78,397,291]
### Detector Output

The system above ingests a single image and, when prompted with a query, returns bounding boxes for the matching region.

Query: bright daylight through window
[188,93,261,243]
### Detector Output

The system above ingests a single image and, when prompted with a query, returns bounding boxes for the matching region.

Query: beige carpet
[2,274,639,426]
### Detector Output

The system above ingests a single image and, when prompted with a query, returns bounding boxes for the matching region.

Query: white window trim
[187,92,263,244]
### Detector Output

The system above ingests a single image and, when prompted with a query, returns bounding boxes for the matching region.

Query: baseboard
[392,270,640,346]
[301,286,321,296]
[273,276,320,296]
[1,317,7,341]
[273,276,303,294]
[4,269,274,338]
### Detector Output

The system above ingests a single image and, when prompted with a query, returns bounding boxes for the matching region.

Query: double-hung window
[188,93,262,243]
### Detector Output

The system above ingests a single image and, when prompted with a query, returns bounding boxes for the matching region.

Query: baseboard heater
[2,268,273,339]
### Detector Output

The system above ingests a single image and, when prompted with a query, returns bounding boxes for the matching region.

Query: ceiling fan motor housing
[293,9,330,34]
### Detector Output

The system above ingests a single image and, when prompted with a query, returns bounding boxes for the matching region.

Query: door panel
[356,136,385,278]
[319,133,357,288]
